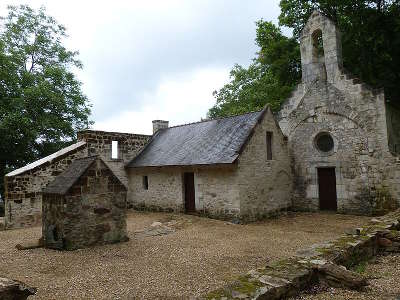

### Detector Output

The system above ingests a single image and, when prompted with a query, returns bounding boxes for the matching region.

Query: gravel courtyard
[0,211,370,299]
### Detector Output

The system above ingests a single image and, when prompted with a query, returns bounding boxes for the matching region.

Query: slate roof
[127,109,266,168]
[42,156,98,195]
[6,141,86,177]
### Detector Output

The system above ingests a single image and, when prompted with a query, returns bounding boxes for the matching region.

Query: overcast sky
[0,0,283,134]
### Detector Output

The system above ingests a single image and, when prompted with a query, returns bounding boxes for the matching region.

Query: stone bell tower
[300,11,343,84]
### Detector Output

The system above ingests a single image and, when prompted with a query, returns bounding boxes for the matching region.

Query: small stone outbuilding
[42,156,128,250]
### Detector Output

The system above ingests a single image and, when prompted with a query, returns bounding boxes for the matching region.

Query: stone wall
[381,153,400,210]
[127,168,185,212]
[77,130,150,186]
[5,130,150,229]
[238,108,292,220]
[128,166,241,217]
[277,11,396,215]
[42,159,127,250]
[195,167,240,218]
[4,143,88,229]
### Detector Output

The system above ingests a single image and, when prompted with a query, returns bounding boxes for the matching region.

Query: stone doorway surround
[306,161,345,211]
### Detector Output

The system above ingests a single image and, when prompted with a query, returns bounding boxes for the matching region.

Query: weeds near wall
[373,187,398,216]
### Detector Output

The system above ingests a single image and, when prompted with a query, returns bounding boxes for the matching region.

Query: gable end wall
[237,109,292,221]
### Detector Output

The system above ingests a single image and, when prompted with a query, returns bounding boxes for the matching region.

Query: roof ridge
[165,110,263,130]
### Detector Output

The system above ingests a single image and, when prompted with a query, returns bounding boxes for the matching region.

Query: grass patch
[353,260,368,274]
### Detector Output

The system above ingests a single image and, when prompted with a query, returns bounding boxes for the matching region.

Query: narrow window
[143,176,149,190]
[111,141,118,159]
[312,29,324,60]
[266,131,273,160]
[311,29,327,80]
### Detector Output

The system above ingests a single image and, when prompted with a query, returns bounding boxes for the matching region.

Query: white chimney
[152,120,169,134]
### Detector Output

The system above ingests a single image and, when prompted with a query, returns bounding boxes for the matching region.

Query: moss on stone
[204,275,266,300]
[204,288,231,300]
[234,275,265,294]
[315,247,334,256]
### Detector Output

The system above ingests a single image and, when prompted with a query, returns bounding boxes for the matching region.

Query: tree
[0,5,92,199]
[209,0,400,118]
[208,21,300,118]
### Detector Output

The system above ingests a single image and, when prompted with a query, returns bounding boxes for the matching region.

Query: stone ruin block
[42,156,128,250]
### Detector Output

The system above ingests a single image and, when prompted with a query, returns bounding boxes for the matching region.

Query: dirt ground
[294,254,400,300]
[0,211,370,299]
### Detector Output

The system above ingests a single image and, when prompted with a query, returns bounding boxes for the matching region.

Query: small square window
[111,141,118,159]
[143,176,149,190]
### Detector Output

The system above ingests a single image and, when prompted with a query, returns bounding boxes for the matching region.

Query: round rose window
[315,133,334,153]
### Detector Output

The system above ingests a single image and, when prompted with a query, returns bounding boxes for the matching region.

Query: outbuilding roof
[42,156,98,195]
[127,108,267,168]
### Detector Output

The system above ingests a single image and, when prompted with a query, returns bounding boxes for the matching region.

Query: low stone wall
[201,209,400,300]
[0,277,36,300]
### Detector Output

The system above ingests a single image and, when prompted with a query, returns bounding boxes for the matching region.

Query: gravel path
[0,211,370,299]
[294,254,400,300]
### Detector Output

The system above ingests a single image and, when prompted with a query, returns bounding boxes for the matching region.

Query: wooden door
[317,168,337,211]
[184,172,195,213]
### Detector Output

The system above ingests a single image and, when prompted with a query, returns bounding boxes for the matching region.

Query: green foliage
[209,0,400,118]
[208,22,300,118]
[0,5,92,197]
[353,260,368,274]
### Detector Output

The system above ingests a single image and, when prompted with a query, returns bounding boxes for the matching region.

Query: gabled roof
[127,108,267,168]
[6,141,86,177]
[42,156,98,195]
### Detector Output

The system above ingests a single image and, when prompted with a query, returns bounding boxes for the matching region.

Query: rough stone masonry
[277,10,400,215]
[42,156,128,250]
[4,131,150,229]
